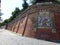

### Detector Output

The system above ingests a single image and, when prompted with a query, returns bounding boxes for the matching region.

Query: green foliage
[6,7,21,23]
[0,0,29,27]
[55,0,60,4]
[0,19,8,27]
[31,0,60,4]
[22,0,29,9]
[0,7,21,27]
[12,7,20,18]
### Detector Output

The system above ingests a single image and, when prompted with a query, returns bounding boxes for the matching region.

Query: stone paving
[0,29,60,45]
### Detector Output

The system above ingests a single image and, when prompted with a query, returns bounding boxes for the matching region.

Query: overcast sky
[1,0,30,21]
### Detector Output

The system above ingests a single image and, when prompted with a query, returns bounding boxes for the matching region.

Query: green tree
[4,7,21,23]
[22,0,29,10]
[0,0,29,27]
[0,19,9,27]
[12,7,20,18]
[55,0,60,4]
[31,0,59,4]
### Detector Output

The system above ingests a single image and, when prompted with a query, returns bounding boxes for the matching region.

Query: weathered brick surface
[35,29,52,40]
[17,17,27,34]
[54,13,60,40]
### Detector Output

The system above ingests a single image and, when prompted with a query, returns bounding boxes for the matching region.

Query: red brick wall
[24,18,35,37]
[54,13,60,40]
[17,17,27,34]
[6,4,60,41]
[24,13,38,38]
[35,29,52,40]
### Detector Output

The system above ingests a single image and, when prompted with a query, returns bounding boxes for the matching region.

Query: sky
[1,0,30,21]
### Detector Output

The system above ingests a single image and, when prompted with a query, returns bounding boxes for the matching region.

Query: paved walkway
[0,29,60,45]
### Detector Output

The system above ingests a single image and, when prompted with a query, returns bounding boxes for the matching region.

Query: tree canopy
[12,7,20,18]
[22,0,29,9]
[0,0,29,27]
[31,0,60,4]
